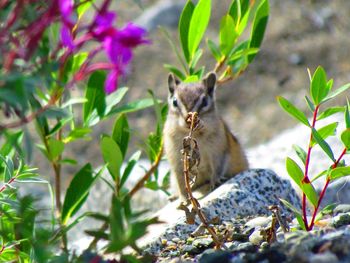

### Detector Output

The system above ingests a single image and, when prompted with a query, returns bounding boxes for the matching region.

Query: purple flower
[93,10,116,39]
[105,69,119,94]
[60,24,75,50]
[59,0,75,49]
[116,23,150,48]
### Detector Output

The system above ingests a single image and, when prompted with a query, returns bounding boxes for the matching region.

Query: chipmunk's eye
[172,97,178,107]
[201,97,208,108]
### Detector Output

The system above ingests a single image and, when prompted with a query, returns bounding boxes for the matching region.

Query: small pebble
[245,216,272,228]
[249,228,264,246]
[172,237,181,243]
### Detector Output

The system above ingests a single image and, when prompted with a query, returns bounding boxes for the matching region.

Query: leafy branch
[278,66,350,231]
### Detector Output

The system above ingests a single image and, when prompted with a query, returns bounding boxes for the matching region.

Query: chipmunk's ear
[168,73,180,94]
[203,72,216,96]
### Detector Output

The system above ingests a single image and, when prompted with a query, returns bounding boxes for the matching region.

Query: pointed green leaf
[317,107,345,121]
[341,129,350,150]
[286,157,318,207]
[323,83,350,103]
[227,48,259,64]
[305,96,315,112]
[315,203,337,222]
[207,39,222,61]
[277,96,310,126]
[179,0,195,63]
[61,163,100,224]
[83,71,106,124]
[311,122,338,146]
[330,166,350,180]
[189,49,203,70]
[345,101,350,129]
[188,0,211,59]
[112,114,129,159]
[248,0,269,62]
[120,151,142,189]
[101,136,123,180]
[219,15,237,56]
[311,169,329,183]
[311,128,335,162]
[279,198,306,230]
[107,98,157,117]
[164,64,186,80]
[292,144,307,165]
[310,66,328,105]
[47,138,64,161]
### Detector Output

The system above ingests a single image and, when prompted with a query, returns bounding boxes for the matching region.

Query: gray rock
[334,204,350,215]
[249,228,264,246]
[232,242,257,253]
[245,216,272,228]
[141,169,300,254]
[332,213,350,228]
[309,252,339,263]
[181,244,200,255]
[192,237,214,249]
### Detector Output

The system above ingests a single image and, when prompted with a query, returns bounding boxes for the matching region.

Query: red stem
[302,105,319,230]
[308,147,347,229]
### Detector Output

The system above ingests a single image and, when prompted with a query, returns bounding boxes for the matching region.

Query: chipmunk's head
[167,72,217,127]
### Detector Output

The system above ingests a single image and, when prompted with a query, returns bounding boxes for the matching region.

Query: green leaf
[83,71,106,124]
[305,96,315,112]
[323,83,350,103]
[77,0,95,19]
[189,49,203,70]
[279,198,306,230]
[207,39,222,61]
[63,127,92,143]
[101,136,123,180]
[310,66,328,105]
[248,0,269,62]
[112,114,129,159]
[330,166,350,180]
[61,163,100,224]
[71,52,88,74]
[311,169,329,183]
[47,138,64,161]
[311,128,335,162]
[345,101,350,129]
[293,144,307,165]
[121,151,142,189]
[229,0,250,26]
[164,64,186,80]
[107,196,126,252]
[107,98,157,117]
[277,96,310,126]
[179,0,195,63]
[315,203,337,222]
[311,122,338,146]
[286,157,318,207]
[188,0,211,59]
[341,129,350,150]
[219,15,237,56]
[317,106,345,121]
[184,75,199,83]
[227,48,259,64]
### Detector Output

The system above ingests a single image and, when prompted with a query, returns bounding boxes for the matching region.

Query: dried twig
[128,146,163,198]
[181,112,225,250]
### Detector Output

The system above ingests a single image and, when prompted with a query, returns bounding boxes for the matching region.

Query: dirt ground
[29,0,350,183]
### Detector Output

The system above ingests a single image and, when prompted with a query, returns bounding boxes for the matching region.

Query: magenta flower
[101,23,149,94]
[59,0,75,49]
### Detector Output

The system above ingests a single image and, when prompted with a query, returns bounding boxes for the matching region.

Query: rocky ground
[151,206,350,263]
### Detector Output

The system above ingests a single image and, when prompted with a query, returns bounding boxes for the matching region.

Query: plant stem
[303,105,319,230]
[308,147,347,229]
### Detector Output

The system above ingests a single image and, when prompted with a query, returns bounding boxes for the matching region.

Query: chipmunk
[163,72,249,202]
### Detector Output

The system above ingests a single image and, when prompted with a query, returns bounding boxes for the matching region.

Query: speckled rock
[141,169,300,255]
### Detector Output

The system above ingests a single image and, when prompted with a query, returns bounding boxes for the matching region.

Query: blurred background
[29,0,350,186]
